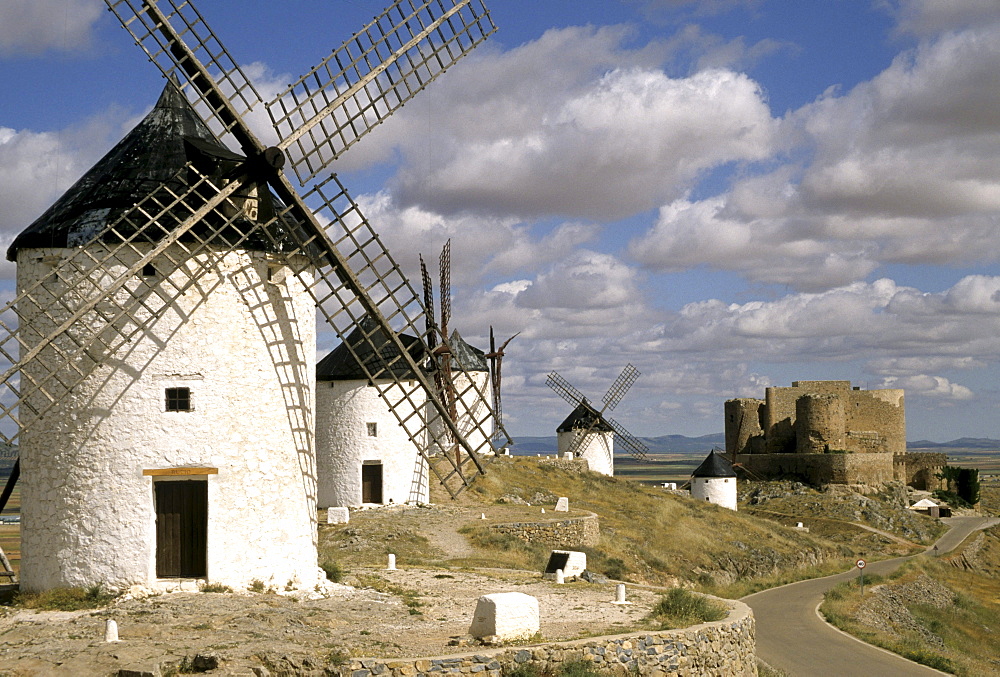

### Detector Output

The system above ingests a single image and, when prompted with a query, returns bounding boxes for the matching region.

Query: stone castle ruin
[725,381,946,489]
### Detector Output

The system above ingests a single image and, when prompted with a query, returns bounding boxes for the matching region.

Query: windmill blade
[439,239,452,338]
[545,371,587,408]
[105,0,264,148]
[602,363,640,412]
[268,0,497,186]
[419,254,438,351]
[103,0,506,496]
[606,416,649,461]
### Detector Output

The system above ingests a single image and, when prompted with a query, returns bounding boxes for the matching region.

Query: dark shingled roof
[317,316,426,382]
[556,400,613,433]
[692,451,736,478]
[8,82,294,261]
[449,330,488,372]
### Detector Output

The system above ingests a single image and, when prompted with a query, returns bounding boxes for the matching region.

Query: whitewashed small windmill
[0,0,503,592]
[546,365,649,476]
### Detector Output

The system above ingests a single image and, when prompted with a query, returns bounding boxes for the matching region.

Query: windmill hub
[260,146,286,170]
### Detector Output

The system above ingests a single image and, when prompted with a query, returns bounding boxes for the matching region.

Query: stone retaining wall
[337,598,756,677]
[487,513,600,548]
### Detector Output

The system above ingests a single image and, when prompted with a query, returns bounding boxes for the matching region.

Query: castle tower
[11,84,319,592]
[315,317,429,507]
[796,393,845,454]
[690,451,737,510]
[556,401,615,476]
[724,398,764,456]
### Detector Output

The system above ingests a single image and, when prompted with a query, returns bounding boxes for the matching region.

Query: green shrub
[248,579,266,593]
[15,584,115,610]
[199,582,232,593]
[559,660,602,677]
[649,588,728,629]
[321,560,343,583]
[503,665,541,677]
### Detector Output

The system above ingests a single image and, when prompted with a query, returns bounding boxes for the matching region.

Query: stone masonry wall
[737,452,894,485]
[338,598,756,677]
[895,452,948,490]
[487,513,600,548]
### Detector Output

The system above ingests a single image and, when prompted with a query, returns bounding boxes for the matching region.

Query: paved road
[743,516,999,677]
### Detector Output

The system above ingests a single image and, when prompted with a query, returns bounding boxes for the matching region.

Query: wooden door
[155,480,208,578]
[361,464,383,504]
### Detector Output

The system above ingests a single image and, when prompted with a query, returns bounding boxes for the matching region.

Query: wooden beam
[143,468,218,477]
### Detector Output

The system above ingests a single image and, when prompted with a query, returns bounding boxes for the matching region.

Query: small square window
[141,263,157,278]
[165,387,192,412]
[367,422,377,437]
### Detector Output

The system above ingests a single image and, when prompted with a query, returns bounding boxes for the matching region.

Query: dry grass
[820,526,1000,677]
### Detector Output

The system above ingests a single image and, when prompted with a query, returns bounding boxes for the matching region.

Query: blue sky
[3,0,1000,442]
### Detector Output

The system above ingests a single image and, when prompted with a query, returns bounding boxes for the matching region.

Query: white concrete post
[104,619,120,642]
[555,569,565,584]
[616,583,626,603]
[387,554,396,571]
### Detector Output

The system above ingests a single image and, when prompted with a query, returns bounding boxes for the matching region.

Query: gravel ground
[0,563,661,675]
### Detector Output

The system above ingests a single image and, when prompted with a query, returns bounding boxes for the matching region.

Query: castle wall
[736,452,895,485]
[17,244,319,592]
[315,378,428,508]
[895,452,948,491]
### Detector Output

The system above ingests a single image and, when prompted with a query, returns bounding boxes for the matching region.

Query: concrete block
[468,592,539,642]
[327,507,350,524]
[543,550,586,580]
[554,497,569,512]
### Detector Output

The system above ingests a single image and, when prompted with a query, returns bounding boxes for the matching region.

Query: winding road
[743,516,999,676]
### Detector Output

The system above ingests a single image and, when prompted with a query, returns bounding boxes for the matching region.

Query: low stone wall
[487,512,600,548]
[894,452,947,490]
[736,452,894,485]
[338,598,756,677]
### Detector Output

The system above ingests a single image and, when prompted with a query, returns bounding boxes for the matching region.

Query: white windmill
[0,0,504,592]
[546,365,649,476]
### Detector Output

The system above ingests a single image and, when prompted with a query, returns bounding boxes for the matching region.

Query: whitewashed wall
[17,244,319,592]
[557,430,614,476]
[691,477,738,510]
[426,370,494,459]
[315,378,428,507]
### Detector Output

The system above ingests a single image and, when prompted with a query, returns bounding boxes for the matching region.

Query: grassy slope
[444,457,932,597]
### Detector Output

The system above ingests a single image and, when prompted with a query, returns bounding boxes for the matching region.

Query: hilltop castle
[725,381,945,489]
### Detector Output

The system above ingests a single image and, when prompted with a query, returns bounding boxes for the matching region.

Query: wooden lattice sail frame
[0,0,510,500]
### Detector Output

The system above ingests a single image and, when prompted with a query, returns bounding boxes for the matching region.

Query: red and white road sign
[856,559,866,569]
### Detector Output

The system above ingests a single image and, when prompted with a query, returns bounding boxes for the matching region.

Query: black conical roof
[8,82,294,260]
[692,451,736,478]
[317,316,426,382]
[448,330,488,372]
[556,400,613,433]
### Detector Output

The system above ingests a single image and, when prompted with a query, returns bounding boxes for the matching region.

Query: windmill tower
[420,241,512,465]
[690,451,738,510]
[546,365,649,476]
[1,0,501,592]
[315,317,430,508]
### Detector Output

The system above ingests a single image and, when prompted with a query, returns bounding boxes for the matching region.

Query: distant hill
[510,434,1000,455]
[908,437,1000,450]
[510,432,726,455]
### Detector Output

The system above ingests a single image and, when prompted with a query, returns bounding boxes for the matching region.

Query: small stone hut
[690,451,737,510]
[315,317,429,507]
[11,84,319,592]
